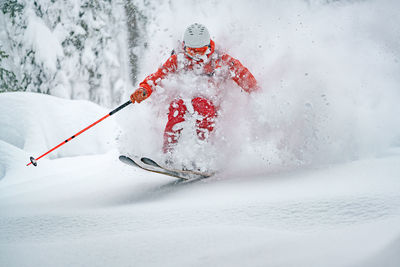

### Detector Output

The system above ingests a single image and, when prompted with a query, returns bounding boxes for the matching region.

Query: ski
[119,155,212,180]
[140,157,214,178]
[119,155,188,180]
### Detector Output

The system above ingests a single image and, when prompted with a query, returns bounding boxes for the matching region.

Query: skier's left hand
[130,87,148,103]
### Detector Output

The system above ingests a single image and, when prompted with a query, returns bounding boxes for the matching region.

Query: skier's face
[185,45,209,58]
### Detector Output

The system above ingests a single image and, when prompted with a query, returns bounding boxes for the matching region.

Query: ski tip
[119,155,141,167]
[141,157,161,168]
[119,155,132,164]
[119,155,127,161]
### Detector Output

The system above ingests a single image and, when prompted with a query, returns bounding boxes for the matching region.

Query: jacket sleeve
[221,54,258,93]
[139,54,178,97]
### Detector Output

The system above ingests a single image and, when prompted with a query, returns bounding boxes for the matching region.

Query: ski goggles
[184,45,209,57]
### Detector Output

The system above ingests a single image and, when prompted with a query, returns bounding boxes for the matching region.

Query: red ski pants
[163,97,216,153]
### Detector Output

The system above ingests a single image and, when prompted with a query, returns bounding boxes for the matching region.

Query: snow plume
[119,0,400,172]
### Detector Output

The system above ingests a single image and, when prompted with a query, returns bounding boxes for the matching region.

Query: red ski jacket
[138,40,258,98]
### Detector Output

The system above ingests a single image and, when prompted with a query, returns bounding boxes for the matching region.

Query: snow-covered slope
[2,0,400,266]
[1,93,400,267]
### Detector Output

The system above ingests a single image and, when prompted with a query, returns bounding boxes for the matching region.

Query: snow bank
[120,0,400,172]
[0,92,118,179]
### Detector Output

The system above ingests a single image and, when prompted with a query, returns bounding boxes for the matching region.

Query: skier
[130,23,258,154]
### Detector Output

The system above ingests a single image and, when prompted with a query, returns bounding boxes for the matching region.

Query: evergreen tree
[0,0,136,107]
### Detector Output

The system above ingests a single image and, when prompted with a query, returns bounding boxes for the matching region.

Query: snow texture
[1,0,400,266]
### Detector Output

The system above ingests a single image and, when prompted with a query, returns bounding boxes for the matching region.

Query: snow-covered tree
[0,0,138,107]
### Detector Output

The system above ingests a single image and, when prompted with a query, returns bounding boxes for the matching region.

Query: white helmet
[183,23,210,48]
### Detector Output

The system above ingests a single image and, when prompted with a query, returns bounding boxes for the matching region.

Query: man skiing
[130,23,258,154]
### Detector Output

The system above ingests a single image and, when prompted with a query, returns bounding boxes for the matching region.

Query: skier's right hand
[130,87,148,103]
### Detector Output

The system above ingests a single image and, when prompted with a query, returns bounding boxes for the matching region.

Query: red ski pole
[27,100,132,166]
